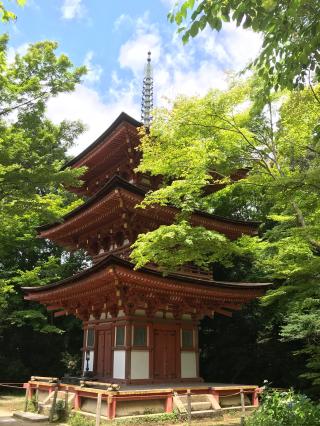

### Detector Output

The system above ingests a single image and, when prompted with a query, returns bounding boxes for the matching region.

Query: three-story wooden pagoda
[24,112,268,384]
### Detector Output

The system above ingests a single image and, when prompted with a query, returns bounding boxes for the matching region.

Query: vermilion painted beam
[46,305,61,311]
[224,303,243,311]
[54,310,67,317]
[214,308,233,317]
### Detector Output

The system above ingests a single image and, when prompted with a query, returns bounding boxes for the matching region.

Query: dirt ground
[0,394,25,416]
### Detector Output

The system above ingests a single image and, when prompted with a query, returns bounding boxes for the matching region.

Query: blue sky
[4,0,261,154]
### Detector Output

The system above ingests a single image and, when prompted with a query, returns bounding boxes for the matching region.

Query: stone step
[189,401,212,411]
[191,409,222,419]
[13,412,49,422]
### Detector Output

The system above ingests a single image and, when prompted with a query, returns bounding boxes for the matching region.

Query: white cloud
[119,33,161,76]
[61,0,84,20]
[113,14,134,31]
[117,13,262,106]
[7,42,30,63]
[160,0,178,8]
[83,51,103,84]
[46,12,262,155]
[119,12,162,76]
[46,84,139,155]
[199,23,262,71]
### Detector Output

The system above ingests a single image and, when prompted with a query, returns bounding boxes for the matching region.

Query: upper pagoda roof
[64,112,141,169]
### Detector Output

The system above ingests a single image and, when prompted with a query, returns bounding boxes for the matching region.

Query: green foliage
[0,0,25,22]
[169,0,320,93]
[68,410,181,426]
[0,34,87,380]
[61,351,81,376]
[68,413,95,426]
[55,399,70,422]
[246,389,320,426]
[132,79,320,392]
[131,221,234,271]
[112,411,180,425]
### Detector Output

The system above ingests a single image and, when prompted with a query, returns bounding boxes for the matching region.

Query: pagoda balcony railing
[92,245,131,264]
[146,262,212,281]
[92,246,211,280]
[176,264,212,280]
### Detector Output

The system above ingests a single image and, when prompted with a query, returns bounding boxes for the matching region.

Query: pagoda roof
[64,112,141,169]
[38,176,144,232]
[23,254,270,319]
[38,176,260,243]
[23,254,269,293]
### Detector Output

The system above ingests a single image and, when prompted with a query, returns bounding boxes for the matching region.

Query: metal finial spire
[141,51,153,127]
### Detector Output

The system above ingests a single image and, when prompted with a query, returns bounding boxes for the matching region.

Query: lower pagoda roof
[23,255,270,320]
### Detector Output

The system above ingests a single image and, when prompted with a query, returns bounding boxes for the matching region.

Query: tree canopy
[0,0,25,22]
[131,78,320,389]
[0,35,87,380]
[169,0,320,93]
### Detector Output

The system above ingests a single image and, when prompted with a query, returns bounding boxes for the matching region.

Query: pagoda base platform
[24,379,261,420]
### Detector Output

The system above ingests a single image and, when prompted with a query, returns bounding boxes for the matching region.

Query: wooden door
[95,328,112,378]
[154,328,177,380]
[166,330,177,379]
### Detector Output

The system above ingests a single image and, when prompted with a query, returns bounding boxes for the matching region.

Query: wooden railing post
[35,385,39,413]
[240,388,245,426]
[65,386,69,413]
[49,385,58,422]
[24,383,30,412]
[187,389,191,425]
[95,393,102,426]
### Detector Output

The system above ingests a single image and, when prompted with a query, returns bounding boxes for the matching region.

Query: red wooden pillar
[194,321,200,380]
[252,389,259,407]
[211,388,220,406]
[175,321,181,380]
[74,391,81,410]
[82,323,87,373]
[107,395,116,419]
[165,394,173,412]
[26,382,32,400]
[125,320,132,382]
[148,321,154,382]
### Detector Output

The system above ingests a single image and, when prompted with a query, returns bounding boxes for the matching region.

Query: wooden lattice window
[87,328,95,348]
[133,326,147,346]
[182,329,193,349]
[115,326,125,346]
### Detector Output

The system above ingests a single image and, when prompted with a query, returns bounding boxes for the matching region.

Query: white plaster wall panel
[131,351,149,379]
[113,350,126,379]
[181,352,197,378]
